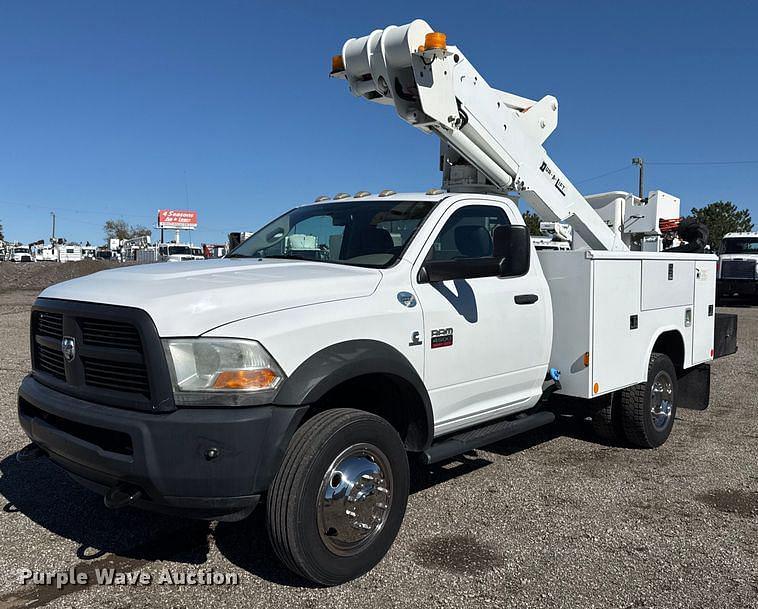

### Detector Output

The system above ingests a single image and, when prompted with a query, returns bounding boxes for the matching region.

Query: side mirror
[493,224,531,277]
[417,257,501,283]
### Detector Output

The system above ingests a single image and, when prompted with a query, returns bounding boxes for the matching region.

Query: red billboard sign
[158,209,197,229]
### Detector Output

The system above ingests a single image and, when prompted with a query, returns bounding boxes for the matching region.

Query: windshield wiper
[261,254,314,262]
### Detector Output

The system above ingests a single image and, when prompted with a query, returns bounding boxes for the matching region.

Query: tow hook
[16,443,45,463]
[104,484,143,509]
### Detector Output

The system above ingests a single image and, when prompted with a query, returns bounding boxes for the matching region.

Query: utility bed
[538,250,717,399]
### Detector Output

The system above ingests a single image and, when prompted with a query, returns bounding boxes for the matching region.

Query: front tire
[620,353,678,448]
[266,408,409,586]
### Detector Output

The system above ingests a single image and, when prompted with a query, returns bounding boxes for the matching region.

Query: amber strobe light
[331,54,345,74]
[424,31,447,50]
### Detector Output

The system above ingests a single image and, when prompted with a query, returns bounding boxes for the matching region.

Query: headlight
[162,338,284,406]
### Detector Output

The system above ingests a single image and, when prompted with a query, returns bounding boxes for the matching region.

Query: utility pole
[631,157,645,200]
[50,211,56,243]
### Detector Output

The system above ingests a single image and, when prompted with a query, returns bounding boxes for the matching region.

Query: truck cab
[717,232,758,301]
[10,246,33,262]
[157,243,205,262]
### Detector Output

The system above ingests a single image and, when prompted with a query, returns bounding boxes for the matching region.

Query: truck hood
[40,258,382,336]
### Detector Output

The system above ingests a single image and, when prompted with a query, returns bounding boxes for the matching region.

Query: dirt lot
[0,264,755,609]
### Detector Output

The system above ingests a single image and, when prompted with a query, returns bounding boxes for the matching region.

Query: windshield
[15,247,30,253]
[228,200,437,268]
[720,237,758,254]
[167,246,193,255]
[191,248,203,257]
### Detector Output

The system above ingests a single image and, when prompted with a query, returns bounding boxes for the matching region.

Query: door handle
[514,294,539,305]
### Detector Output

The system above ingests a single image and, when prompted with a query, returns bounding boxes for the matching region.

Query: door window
[428,205,510,261]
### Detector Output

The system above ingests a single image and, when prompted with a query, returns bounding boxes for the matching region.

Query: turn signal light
[424,31,447,50]
[213,369,278,390]
[593,382,599,395]
[331,54,345,74]
[583,352,590,367]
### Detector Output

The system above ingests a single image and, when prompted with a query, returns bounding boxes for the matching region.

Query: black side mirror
[493,224,531,277]
[417,257,501,283]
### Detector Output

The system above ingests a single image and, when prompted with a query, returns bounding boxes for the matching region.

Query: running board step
[421,410,556,465]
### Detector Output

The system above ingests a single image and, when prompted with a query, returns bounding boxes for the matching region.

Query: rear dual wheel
[592,352,678,448]
[266,408,409,586]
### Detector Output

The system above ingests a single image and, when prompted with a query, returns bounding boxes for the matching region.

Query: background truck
[17,20,736,586]
[717,231,758,302]
[9,245,34,262]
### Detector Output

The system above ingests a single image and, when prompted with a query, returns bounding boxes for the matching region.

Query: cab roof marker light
[354,191,371,198]
[426,188,445,195]
[378,189,397,197]
[314,195,330,202]
[334,192,351,200]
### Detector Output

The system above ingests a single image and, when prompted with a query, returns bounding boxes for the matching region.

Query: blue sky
[1,1,756,245]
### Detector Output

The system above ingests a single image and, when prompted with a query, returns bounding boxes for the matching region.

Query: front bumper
[718,278,758,296]
[18,375,306,520]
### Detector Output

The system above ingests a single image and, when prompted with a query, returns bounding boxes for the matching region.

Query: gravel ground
[0,267,755,608]
[0,261,122,293]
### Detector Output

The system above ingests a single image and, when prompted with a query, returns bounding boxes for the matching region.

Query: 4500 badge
[431,327,453,349]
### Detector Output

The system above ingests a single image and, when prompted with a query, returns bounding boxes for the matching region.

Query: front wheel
[620,353,678,448]
[266,408,409,586]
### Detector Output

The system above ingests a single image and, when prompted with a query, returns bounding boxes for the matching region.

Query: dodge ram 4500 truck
[17,20,736,585]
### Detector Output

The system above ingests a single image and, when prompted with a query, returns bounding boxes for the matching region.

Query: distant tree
[104,219,152,242]
[690,201,753,250]
[522,210,542,236]
[130,225,152,238]
[0,220,4,241]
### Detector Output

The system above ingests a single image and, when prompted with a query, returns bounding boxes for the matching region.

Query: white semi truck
[717,231,758,301]
[17,20,736,585]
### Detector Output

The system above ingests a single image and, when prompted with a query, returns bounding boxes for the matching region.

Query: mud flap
[714,313,738,358]
[678,364,711,411]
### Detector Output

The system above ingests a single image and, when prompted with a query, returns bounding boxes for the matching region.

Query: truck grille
[82,358,151,396]
[79,318,142,351]
[28,300,173,411]
[35,311,63,339]
[35,344,66,380]
[721,260,755,279]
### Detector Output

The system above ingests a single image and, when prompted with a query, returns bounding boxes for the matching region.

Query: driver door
[413,200,550,435]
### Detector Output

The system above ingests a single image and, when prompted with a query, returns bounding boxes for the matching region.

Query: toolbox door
[692,260,716,365]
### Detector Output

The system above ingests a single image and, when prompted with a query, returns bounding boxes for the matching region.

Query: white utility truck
[717,231,758,301]
[9,245,34,263]
[18,20,736,586]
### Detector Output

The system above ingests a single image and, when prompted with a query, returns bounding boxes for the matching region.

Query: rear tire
[620,353,678,448]
[591,392,625,444]
[266,408,409,586]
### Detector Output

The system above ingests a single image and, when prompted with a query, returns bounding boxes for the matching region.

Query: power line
[0,197,232,234]
[575,165,632,185]
[646,160,758,166]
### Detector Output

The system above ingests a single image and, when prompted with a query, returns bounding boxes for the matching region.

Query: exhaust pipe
[104,483,143,509]
[16,443,45,463]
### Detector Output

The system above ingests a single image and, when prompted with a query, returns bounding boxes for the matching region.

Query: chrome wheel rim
[317,443,393,557]
[650,370,674,431]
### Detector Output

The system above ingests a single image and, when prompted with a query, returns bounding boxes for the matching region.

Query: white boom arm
[332,19,626,252]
